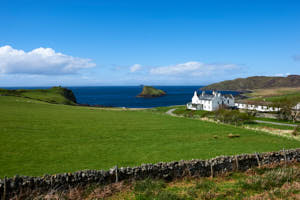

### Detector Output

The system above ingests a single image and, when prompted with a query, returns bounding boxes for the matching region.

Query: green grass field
[0,87,76,105]
[1,96,300,178]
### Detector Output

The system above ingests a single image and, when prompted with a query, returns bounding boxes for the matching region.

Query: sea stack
[137,86,166,98]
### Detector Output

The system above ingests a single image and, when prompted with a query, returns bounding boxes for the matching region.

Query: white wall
[235,103,280,112]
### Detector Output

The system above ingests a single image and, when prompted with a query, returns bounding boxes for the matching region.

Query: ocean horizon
[2,86,240,108]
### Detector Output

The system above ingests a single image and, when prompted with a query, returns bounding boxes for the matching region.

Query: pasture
[245,87,300,103]
[0,96,300,178]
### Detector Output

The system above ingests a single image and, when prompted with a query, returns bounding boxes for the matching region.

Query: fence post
[115,165,119,183]
[2,177,7,200]
[210,163,214,178]
[255,152,261,167]
[235,155,239,171]
[283,148,287,166]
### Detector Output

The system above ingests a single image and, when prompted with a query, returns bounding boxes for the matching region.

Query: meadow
[0,87,76,105]
[245,87,300,103]
[1,96,300,178]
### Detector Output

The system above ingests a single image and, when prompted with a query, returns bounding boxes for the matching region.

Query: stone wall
[1,148,300,199]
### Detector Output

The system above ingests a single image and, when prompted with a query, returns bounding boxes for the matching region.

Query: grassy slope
[0,87,76,105]
[244,87,300,104]
[0,96,300,178]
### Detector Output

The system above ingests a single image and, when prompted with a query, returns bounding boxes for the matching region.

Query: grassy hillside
[0,96,299,178]
[0,86,76,105]
[137,86,166,97]
[202,75,300,91]
[243,87,300,104]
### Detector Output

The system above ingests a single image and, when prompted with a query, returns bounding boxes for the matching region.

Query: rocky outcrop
[1,148,300,199]
[52,86,77,104]
[137,86,166,98]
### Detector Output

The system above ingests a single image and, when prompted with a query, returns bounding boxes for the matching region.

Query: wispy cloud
[272,73,290,77]
[0,45,95,75]
[130,64,142,72]
[150,61,241,77]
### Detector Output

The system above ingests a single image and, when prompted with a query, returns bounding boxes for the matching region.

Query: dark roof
[198,94,214,100]
[198,93,233,100]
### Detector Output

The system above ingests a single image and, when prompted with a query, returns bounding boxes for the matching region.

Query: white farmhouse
[186,91,235,111]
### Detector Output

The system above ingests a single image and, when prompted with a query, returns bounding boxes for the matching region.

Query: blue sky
[0,0,300,86]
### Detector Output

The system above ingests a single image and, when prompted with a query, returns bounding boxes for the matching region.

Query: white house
[186,91,235,111]
[235,102,300,112]
[294,103,300,110]
[234,103,280,112]
[234,103,281,112]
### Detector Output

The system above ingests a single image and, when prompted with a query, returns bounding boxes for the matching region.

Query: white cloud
[272,73,290,77]
[130,64,142,72]
[150,61,241,77]
[0,45,95,75]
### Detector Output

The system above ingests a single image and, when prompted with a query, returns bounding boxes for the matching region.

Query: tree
[272,99,300,122]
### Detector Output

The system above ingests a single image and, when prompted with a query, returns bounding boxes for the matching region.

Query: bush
[213,109,252,126]
[292,125,300,136]
[239,167,300,191]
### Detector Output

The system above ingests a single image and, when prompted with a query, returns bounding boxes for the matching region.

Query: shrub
[134,178,166,193]
[213,109,252,126]
[292,125,300,136]
[239,167,300,191]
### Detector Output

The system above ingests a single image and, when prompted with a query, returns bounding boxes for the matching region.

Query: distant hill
[201,75,300,91]
[137,86,166,98]
[0,86,77,105]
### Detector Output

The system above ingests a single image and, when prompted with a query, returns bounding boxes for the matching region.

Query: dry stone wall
[1,148,300,199]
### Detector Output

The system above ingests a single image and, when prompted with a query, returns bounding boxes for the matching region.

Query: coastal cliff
[0,86,77,105]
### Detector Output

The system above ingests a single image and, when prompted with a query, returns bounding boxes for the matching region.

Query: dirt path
[166,108,297,128]
[254,120,297,127]
[166,108,177,116]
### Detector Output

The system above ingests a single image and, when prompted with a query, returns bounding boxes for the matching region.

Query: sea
[3,86,240,108]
